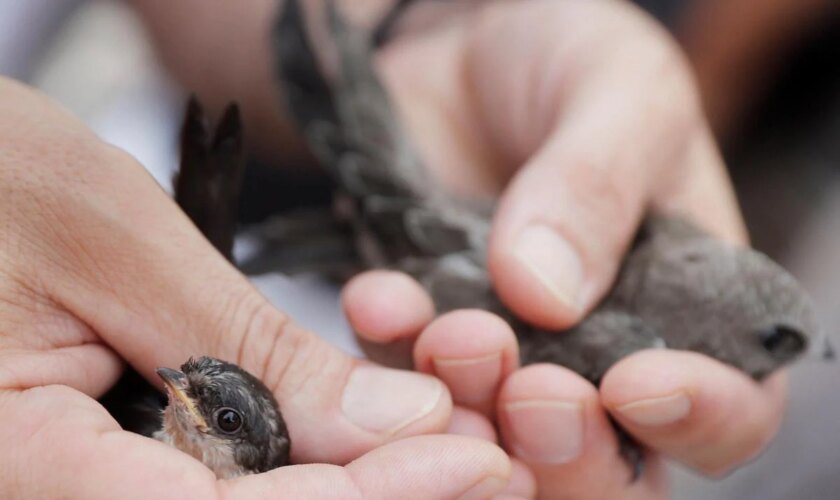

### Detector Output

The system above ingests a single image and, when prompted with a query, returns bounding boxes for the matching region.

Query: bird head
[155,356,290,478]
[639,228,825,379]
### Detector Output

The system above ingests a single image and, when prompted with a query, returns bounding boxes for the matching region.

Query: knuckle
[565,161,641,245]
[218,288,291,375]
[226,289,348,398]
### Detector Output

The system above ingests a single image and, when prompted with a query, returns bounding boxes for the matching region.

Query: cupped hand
[0,78,514,499]
[342,1,787,498]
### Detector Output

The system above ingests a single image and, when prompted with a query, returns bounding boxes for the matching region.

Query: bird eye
[758,324,806,357]
[214,408,243,434]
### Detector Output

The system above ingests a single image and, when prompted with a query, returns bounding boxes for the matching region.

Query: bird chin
[155,412,247,479]
[158,401,205,444]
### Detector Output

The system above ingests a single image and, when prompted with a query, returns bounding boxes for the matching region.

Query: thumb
[475,2,728,328]
[1,388,507,499]
[224,435,512,499]
[487,117,741,330]
[34,145,451,465]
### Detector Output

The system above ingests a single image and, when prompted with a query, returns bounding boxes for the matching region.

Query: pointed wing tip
[213,101,244,152]
[182,93,209,142]
[219,101,242,130]
[184,94,205,125]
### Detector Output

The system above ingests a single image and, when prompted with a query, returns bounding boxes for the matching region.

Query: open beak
[156,367,209,432]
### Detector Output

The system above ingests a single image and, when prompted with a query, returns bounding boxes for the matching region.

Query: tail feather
[173,98,246,262]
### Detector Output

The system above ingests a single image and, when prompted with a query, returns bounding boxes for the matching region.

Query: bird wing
[273,0,491,271]
[274,0,430,200]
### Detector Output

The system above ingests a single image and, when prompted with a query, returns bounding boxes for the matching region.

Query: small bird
[265,0,830,477]
[154,357,291,479]
[158,107,289,477]
[99,102,290,479]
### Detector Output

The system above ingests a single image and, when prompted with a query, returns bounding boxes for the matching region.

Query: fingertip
[448,406,498,442]
[505,458,538,499]
[488,226,584,330]
[414,309,519,373]
[414,310,519,414]
[498,363,598,404]
[485,151,638,331]
[601,350,787,475]
[600,349,700,413]
[600,349,785,420]
[497,364,599,466]
[497,364,643,496]
[342,270,435,343]
[347,435,512,499]
[227,437,512,500]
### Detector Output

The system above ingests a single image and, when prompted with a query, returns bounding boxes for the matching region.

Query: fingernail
[433,353,502,406]
[616,392,691,427]
[342,365,444,435]
[512,225,583,310]
[505,400,583,464]
[458,476,509,500]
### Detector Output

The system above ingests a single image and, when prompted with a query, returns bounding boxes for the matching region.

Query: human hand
[0,78,513,499]
[341,1,787,497]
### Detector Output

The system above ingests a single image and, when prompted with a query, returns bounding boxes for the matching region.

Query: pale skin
[0,77,515,499]
[0,0,791,498]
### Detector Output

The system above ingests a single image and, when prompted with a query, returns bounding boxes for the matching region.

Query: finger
[0,344,123,398]
[497,364,668,499]
[5,128,451,464]
[414,310,519,416]
[2,387,509,500]
[503,459,539,500]
[601,350,787,476]
[222,435,511,500]
[342,270,436,344]
[342,271,435,368]
[447,406,498,442]
[445,407,539,498]
[656,127,747,245]
[0,385,219,500]
[464,1,737,329]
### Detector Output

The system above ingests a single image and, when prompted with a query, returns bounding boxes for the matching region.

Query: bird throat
[154,404,247,479]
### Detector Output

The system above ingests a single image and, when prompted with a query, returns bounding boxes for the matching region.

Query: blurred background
[1,1,839,497]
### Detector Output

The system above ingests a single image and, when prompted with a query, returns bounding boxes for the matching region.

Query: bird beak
[156,367,209,432]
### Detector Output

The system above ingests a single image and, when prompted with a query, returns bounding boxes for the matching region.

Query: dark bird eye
[215,408,243,434]
[758,325,806,358]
